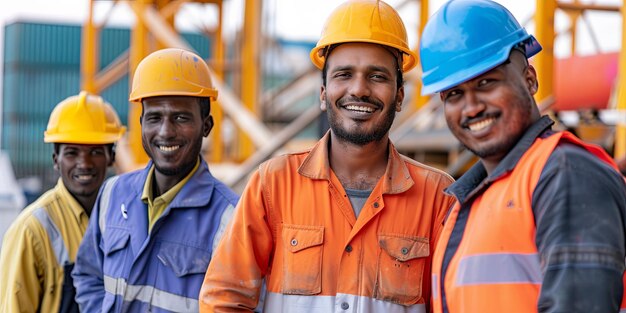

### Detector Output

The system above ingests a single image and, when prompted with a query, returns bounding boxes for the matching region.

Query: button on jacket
[72,159,239,312]
[432,116,626,313]
[201,132,455,312]
[0,179,86,313]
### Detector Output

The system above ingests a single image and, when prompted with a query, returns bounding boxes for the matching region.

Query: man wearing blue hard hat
[420,0,626,312]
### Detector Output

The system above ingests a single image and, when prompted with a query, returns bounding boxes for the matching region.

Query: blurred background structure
[0,0,625,244]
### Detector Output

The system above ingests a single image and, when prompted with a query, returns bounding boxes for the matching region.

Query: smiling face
[441,50,540,168]
[321,42,404,146]
[141,96,212,181]
[54,143,113,209]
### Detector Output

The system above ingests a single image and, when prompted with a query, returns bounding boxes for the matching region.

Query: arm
[0,219,44,312]
[533,144,626,312]
[200,170,274,312]
[72,179,112,312]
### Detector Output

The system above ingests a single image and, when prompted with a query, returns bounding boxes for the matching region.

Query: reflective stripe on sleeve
[33,207,69,266]
[98,176,119,236]
[104,275,198,312]
[432,274,439,300]
[212,203,235,253]
[456,253,542,285]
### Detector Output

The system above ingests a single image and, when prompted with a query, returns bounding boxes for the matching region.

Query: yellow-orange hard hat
[310,0,417,72]
[44,91,126,144]
[129,48,218,103]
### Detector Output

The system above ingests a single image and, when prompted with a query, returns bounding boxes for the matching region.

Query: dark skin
[441,50,540,175]
[140,96,212,197]
[53,144,113,216]
[320,42,404,190]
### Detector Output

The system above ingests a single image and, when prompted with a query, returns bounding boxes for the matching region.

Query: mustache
[336,96,383,109]
[460,112,499,128]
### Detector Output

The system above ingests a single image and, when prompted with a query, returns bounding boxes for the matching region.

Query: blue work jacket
[72,159,239,312]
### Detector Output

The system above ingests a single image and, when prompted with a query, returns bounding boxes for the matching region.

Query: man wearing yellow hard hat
[0,91,125,312]
[200,1,455,311]
[72,48,239,312]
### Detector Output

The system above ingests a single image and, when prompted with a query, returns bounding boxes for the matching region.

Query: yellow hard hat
[129,48,218,103]
[44,91,126,144]
[310,0,417,72]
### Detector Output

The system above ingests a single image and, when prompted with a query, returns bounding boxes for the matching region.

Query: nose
[76,151,95,169]
[462,91,486,118]
[158,119,176,138]
[348,74,371,98]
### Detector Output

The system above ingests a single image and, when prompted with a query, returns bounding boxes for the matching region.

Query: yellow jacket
[201,132,455,312]
[0,179,88,312]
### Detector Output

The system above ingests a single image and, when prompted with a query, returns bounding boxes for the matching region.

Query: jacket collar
[298,131,414,194]
[137,157,216,209]
[447,115,554,204]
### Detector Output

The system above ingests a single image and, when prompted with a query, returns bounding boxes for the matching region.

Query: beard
[326,97,396,146]
[143,136,203,177]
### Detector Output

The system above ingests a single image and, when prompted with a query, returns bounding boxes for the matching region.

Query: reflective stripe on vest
[263,291,427,313]
[98,176,119,236]
[456,253,541,285]
[33,207,69,265]
[104,275,198,312]
[212,203,235,253]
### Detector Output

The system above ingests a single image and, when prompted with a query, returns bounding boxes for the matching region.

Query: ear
[52,152,59,171]
[203,115,214,137]
[320,86,327,111]
[395,86,405,112]
[525,64,539,95]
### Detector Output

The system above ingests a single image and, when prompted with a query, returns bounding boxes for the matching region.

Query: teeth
[159,145,180,152]
[76,175,93,180]
[345,105,374,113]
[468,117,496,132]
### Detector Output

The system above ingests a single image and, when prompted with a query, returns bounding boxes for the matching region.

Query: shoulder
[209,178,240,205]
[401,154,455,186]
[259,150,310,176]
[3,198,53,245]
[547,142,620,176]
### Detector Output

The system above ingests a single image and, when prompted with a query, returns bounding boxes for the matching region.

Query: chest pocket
[376,234,429,306]
[281,224,324,295]
[102,229,130,272]
[157,241,212,277]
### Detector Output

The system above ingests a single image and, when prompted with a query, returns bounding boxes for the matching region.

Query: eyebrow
[330,65,393,74]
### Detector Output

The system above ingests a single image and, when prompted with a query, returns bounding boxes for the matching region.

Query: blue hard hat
[419,0,542,95]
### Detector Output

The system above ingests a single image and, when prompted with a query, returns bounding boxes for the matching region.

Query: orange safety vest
[431,131,626,312]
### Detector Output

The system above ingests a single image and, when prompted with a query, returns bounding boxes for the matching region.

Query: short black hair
[320,44,404,89]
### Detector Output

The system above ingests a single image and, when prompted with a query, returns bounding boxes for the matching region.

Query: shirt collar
[447,115,554,203]
[141,158,201,205]
[55,178,87,220]
[298,131,414,194]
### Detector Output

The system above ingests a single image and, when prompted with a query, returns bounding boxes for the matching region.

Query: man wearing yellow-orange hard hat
[72,48,239,312]
[200,1,455,311]
[0,91,125,313]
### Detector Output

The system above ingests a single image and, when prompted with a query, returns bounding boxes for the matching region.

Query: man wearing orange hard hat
[200,1,455,311]
[72,48,239,312]
[0,91,125,312]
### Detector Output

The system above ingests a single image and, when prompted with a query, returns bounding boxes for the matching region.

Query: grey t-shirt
[344,188,372,218]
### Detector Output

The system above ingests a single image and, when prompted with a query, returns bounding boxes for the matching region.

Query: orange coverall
[201,132,455,312]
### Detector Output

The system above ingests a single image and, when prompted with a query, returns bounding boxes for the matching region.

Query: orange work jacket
[201,132,455,312]
[431,131,626,313]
